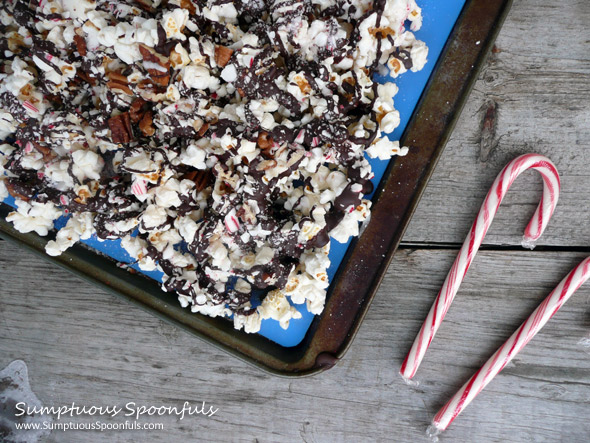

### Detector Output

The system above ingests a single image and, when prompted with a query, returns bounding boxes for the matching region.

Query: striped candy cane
[400,154,560,380]
[431,256,590,432]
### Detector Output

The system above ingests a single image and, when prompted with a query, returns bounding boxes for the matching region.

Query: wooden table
[1,1,589,441]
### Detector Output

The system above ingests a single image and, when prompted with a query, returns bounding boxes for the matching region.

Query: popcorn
[0,0,427,335]
[182,65,220,91]
[71,150,104,182]
[140,204,169,231]
[233,311,262,334]
[6,201,61,237]
[161,9,189,40]
[257,290,302,330]
[46,212,94,256]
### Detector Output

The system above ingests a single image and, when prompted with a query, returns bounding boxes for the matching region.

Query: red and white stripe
[22,101,39,114]
[224,211,240,233]
[131,179,147,197]
[432,256,590,431]
[400,154,560,380]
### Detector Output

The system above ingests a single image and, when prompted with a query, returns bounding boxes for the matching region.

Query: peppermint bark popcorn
[0,0,427,333]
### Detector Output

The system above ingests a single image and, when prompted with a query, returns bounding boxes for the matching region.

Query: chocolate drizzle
[0,0,423,326]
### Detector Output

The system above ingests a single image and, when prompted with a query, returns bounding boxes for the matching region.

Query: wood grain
[1,243,590,442]
[2,0,590,442]
[403,0,590,248]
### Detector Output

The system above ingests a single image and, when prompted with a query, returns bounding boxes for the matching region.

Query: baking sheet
[1,0,513,374]
[1,0,467,346]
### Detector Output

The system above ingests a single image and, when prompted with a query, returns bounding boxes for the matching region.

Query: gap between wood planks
[399,241,590,253]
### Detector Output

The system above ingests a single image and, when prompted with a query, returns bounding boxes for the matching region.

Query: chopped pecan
[129,98,148,123]
[106,71,133,95]
[31,141,53,162]
[138,110,155,137]
[179,0,196,14]
[135,80,167,102]
[77,69,96,86]
[257,131,274,158]
[183,170,198,181]
[214,45,233,68]
[43,93,63,106]
[197,123,209,137]
[182,170,211,191]
[193,170,211,191]
[256,159,277,171]
[237,87,246,98]
[134,0,155,12]
[5,180,31,201]
[108,112,133,144]
[139,44,171,87]
[191,118,204,133]
[107,71,128,84]
[106,80,133,95]
[73,34,87,57]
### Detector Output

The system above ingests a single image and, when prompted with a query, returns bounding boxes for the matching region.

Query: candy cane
[400,154,560,380]
[131,179,147,197]
[430,256,590,432]
[22,101,39,114]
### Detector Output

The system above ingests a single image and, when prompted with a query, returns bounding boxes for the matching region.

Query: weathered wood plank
[1,242,589,442]
[2,1,590,442]
[403,0,590,247]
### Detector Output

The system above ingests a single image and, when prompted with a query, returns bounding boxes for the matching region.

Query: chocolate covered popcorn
[0,0,427,333]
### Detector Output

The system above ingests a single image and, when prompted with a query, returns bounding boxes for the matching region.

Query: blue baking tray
[1,0,467,347]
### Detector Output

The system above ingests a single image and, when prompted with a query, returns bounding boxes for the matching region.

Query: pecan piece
[139,44,171,87]
[138,110,155,137]
[183,170,198,181]
[197,123,209,137]
[193,170,211,191]
[77,69,96,86]
[214,45,233,68]
[107,71,128,84]
[134,0,155,12]
[179,0,196,14]
[106,71,133,95]
[108,112,133,144]
[31,141,54,162]
[257,131,274,158]
[129,98,148,123]
[73,34,87,57]
[5,180,31,201]
[256,159,277,171]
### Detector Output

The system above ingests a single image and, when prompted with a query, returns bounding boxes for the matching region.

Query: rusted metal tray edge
[299,0,515,376]
[0,0,513,377]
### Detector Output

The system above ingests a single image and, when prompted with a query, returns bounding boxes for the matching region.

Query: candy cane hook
[400,154,560,380]
[430,256,590,432]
